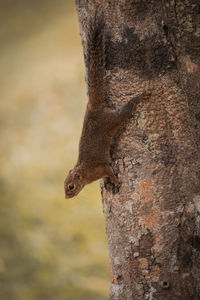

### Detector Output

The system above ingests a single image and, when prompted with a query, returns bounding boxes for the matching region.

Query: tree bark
[75,1,200,299]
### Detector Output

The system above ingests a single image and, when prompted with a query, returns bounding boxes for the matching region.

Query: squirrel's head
[64,166,86,199]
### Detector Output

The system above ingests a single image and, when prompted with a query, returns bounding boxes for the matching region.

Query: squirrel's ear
[75,173,83,180]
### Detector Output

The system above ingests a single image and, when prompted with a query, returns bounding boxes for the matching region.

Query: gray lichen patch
[144,133,161,157]
[173,129,179,137]
[137,111,147,129]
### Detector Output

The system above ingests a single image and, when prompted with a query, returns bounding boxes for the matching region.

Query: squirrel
[64,15,150,199]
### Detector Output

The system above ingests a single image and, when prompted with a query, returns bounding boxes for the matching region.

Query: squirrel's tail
[86,12,105,104]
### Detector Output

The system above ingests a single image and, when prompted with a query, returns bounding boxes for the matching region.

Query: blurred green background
[0,1,109,299]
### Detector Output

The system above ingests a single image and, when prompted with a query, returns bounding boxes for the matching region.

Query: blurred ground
[0,1,109,299]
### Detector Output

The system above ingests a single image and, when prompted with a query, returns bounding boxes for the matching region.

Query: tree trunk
[75,1,200,299]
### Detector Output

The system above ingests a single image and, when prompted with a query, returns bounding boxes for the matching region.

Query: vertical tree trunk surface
[76,1,200,299]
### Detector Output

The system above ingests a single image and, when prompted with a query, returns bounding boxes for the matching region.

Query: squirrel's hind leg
[111,91,151,129]
[116,93,145,124]
[107,93,145,130]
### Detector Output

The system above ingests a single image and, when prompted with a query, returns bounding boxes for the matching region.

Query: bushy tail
[86,12,105,104]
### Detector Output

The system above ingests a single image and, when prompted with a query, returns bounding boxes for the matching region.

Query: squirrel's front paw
[109,174,120,187]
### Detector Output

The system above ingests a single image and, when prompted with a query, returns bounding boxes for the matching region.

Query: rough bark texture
[75,1,200,299]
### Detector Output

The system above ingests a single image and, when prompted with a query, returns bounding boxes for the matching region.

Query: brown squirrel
[64,16,149,199]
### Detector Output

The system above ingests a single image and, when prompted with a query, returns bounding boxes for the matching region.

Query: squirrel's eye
[68,183,75,191]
